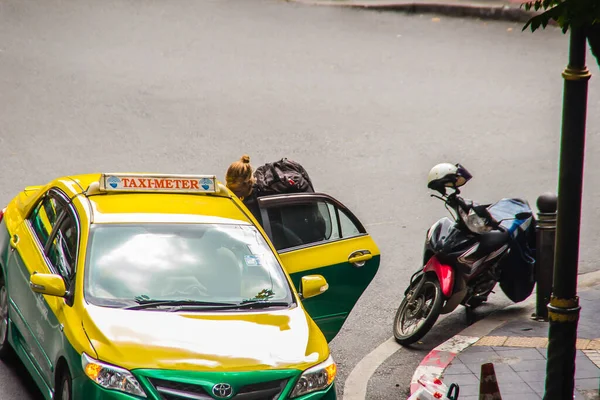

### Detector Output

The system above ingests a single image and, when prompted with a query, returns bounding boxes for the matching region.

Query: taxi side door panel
[6,222,55,392]
[5,190,71,396]
[0,204,55,397]
[258,194,380,342]
[283,237,380,341]
[40,209,79,384]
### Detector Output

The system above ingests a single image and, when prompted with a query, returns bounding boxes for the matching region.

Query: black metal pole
[532,193,557,322]
[543,28,591,400]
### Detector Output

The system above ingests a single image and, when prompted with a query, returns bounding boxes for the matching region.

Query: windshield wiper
[123,300,237,310]
[234,300,292,309]
[167,300,292,312]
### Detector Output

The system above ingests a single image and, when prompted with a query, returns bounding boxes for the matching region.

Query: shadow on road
[0,349,44,400]
[404,300,505,348]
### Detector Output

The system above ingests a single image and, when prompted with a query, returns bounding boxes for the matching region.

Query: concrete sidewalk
[287,0,540,23]
[411,272,600,399]
[443,287,600,399]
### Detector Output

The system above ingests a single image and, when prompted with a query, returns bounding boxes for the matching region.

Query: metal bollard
[532,193,558,321]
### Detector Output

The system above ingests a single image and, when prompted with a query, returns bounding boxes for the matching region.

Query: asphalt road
[1,0,599,399]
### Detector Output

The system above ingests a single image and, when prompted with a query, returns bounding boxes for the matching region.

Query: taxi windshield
[84,223,294,309]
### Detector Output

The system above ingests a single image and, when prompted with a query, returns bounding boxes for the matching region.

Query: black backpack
[254,158,315,196]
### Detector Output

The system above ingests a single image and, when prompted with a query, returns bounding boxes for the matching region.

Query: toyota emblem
[212,383,233,399]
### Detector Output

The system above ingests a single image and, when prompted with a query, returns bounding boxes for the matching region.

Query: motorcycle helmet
[427,163,473,194]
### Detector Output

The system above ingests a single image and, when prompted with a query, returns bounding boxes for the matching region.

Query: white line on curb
[410,335,479,393]
[342,337,400,400]
[340,271,600,399]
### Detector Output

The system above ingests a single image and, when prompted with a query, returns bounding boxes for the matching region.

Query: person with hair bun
[225,155,262,224]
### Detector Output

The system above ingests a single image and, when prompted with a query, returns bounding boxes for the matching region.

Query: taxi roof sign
[98,173,218,194]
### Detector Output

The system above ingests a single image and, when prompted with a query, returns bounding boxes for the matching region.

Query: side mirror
[30,273,67,297]
[300,275,329,300]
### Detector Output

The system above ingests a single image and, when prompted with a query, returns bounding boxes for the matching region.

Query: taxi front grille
[236,379,288,400]
[149,378,212,400]
[148,377,288,400]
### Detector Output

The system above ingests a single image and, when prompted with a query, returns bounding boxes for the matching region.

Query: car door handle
[348,250,372,267]
[9,234,19,249]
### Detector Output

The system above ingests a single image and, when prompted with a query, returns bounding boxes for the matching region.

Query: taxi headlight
[290,355,336,398]
[82,353,146,398]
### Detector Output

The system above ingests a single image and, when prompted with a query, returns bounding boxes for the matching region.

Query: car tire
[0,270,11,359]
[55,369,72,400]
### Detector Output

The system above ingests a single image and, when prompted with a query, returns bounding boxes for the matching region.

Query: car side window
[339,208,361,238]
[265,200,340,251]
[325,203,341,240]
[29,193,66,246]
[47,212,78,278]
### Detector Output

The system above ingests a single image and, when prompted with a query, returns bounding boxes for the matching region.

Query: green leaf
[522,0,600,33]
[587,23,600,68]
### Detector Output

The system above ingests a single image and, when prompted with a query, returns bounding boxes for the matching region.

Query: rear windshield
[84,223,293,308]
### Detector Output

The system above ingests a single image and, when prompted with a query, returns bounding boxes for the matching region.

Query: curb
[409,334,480,393]
[408,304,528,394]
[409,269,600,395]
[287,0,539,23]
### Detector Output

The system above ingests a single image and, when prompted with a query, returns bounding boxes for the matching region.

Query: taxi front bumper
[72,372,337,400]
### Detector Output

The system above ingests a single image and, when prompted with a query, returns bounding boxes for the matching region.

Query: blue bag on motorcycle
[488,199,536,303]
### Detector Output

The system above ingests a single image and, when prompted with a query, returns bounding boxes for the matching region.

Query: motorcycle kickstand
[464,305,476,325]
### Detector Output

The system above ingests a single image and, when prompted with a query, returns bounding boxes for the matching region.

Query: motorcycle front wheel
[393,278,443,346]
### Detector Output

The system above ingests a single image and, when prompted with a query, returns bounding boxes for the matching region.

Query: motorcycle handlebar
[446,193,500,229]
[445,193,469,211]
[437,192,532,232]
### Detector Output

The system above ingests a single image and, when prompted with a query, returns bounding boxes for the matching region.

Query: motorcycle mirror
[516,212,532,220]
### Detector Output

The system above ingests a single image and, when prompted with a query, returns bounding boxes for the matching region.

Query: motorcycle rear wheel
[393,278,443,346]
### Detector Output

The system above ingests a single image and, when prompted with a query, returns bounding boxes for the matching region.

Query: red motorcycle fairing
[423,256,454,298]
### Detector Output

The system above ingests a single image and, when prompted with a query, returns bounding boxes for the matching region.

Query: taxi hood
[82,304,328,372]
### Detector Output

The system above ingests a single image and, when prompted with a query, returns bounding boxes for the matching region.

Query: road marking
[342,337,400,400]
[342,334,480,400]
[343,314,454,399]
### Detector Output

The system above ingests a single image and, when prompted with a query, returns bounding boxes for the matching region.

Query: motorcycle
[393,163,536,346]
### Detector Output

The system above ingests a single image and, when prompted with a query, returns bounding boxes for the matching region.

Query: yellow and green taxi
[0,172,380,400]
